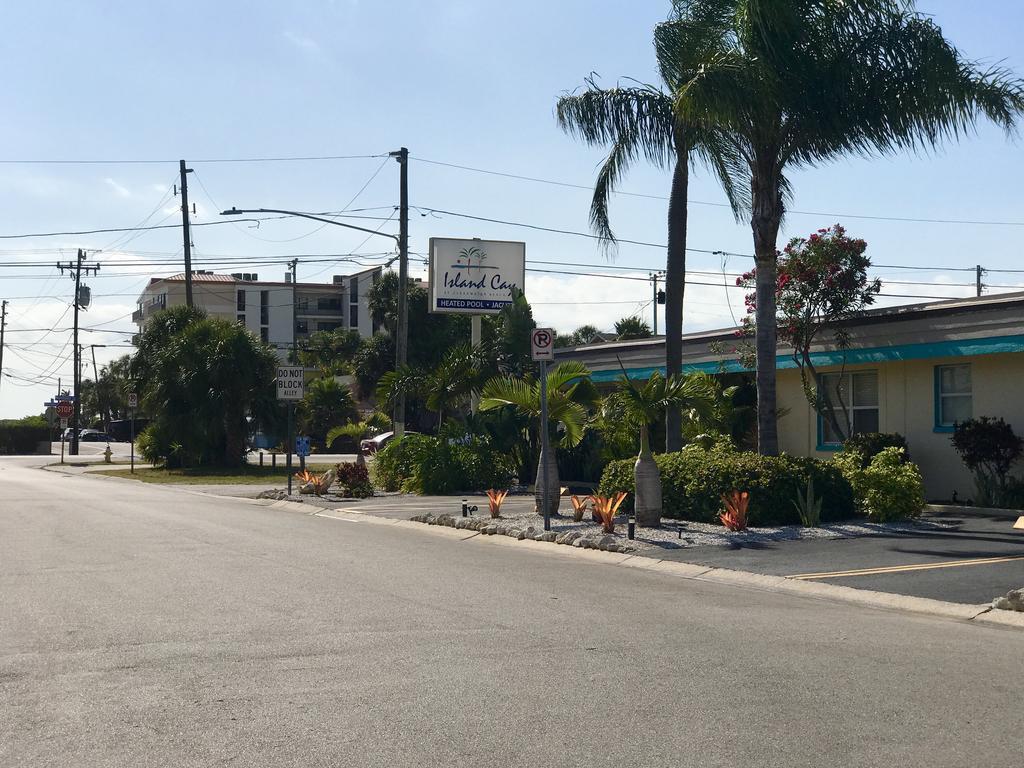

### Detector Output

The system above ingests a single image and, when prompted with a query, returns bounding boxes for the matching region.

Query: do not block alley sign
[276,366,305,400]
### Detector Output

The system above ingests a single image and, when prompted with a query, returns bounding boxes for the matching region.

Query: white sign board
[127,392,138,409]
[429,237,526,315]
[276,366,305,400]
[531,328,555,361]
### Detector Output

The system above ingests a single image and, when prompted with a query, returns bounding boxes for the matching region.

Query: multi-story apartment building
[133,267,382,359]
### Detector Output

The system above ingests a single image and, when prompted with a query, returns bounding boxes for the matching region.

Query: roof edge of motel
[556,290,1024,379]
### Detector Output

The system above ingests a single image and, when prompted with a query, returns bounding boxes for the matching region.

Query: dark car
[80,431,112,442]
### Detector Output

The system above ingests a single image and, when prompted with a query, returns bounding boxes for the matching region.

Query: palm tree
[376,344,482,428]
[479,361,599,517]
[664,0,1024,454]
[614,316,652,340]
[557,6,739,453]
[606,370,719,526]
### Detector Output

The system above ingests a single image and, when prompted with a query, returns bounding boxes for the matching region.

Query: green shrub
[0,422,50,455]
[840,432,909,469]
[834,447,924,522]
[371,432,516,494]
[597,444,855,525]
[951,417,1023,507]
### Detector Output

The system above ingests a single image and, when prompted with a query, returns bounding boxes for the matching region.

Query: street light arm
[220,207,400,243]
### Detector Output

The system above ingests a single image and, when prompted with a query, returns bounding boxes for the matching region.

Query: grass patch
[92,463,337,485]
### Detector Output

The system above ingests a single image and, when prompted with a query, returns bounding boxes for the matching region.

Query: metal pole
[180,160,194,308]
[130,409,136,475]
[651,273,658,335]
[286,402,294,495]
[976,264,984,297]
[470,314,481,413]
[540,359,550,532]
[290,258,298,362]
[394,147,409,437]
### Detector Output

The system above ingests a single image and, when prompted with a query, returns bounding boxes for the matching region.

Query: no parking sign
[531,328,554,361]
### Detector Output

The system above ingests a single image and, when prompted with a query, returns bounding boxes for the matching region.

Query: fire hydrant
[103,444,113,463]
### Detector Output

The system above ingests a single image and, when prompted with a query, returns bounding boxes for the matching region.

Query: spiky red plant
[486,489,509,518]
[720,490,750,531]
[591,492,628,534]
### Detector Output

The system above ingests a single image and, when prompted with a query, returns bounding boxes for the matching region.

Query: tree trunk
[534,442,560,517]
[634,425,662,527]
[751,155,784,456]
[664,136,689,453]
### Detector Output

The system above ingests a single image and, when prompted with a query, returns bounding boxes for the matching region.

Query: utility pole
[289,258,298,361]
[58,249,99,456]
[180,160,194,307]
[391,147,410,437]
[976,264,985,297]
[0,300,7,394]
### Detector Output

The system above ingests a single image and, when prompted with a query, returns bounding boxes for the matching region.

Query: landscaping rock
[538,531,557,543]
[516,530,528,540]
[992,587,1024,612]
[597,535,617,551]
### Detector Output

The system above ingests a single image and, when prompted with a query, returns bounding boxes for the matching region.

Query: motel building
[555,292,1024,500]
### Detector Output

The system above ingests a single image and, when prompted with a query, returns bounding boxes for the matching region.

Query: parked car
[360,430,418,455]
[81,431,112,442]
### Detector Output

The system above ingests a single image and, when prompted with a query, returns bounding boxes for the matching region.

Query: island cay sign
[428,237,526,315]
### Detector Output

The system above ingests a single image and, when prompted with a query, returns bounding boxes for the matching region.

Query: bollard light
[462,500,468,517]
[627,515,636,540]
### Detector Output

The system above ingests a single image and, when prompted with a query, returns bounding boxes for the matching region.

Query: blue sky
[2,0,1023,418]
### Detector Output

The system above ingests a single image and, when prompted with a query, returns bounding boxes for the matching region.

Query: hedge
[0,424,50,455]
[372,432,517,495]
[597,444,856,526]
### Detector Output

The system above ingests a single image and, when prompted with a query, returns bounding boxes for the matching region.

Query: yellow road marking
[788,554,1024,580]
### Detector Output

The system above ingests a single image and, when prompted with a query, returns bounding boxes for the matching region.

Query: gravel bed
[460,507,954,551]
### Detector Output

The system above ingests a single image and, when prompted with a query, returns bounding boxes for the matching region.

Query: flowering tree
[739,225,881,443]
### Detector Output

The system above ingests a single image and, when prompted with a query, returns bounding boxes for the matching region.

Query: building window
[349,278,358,303]
[296,320,308,335]
[317,321,343,332]
[935,364,972,432]
[260,290,269,325]
[349,303,359,329]
[237,290,246,311]
[317,297,341,311]
[237,314,245,325]
[817,371,879,448]
[260,327,269,343]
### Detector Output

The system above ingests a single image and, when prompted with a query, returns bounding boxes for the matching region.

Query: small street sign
[127,392,138,409]
[55,401,74,419]
[295,436,311,458]
[44,400,58,409]
[531,327,555,361]
[276,366,305,400]
[55,394,74,402]
[60,418,69,430]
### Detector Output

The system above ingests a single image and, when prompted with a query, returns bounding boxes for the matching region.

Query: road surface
[1,457,1021,767]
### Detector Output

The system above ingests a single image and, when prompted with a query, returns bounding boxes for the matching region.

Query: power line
[0,153,386,165]
[413,156,1024,228]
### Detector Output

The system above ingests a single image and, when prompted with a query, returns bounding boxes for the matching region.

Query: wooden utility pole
[393,147,409,436]
[58,250,99,456]
[0,300,7,394]
[180,160,194,307]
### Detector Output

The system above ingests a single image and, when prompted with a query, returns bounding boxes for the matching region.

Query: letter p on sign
[531,328,555,361]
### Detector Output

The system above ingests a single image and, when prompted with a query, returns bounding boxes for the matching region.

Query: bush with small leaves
[834,447,923,522]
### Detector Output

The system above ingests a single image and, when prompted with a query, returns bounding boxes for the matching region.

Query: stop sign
[55,402,74,419]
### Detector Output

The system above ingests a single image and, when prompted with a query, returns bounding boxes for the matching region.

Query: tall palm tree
[606,369,719,526]
[376,344,482,428]
[479,361,599,517]
[664,0,1024,454]
[556,5,739,453]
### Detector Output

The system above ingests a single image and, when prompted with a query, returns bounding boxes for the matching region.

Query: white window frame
[817,370,880,448]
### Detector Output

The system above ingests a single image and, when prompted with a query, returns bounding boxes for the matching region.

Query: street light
[220,203,410,434]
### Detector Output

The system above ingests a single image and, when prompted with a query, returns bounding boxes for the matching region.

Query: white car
[359,431,418,455]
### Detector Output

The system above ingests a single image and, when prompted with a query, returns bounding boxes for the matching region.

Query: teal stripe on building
[587,334,1024,383]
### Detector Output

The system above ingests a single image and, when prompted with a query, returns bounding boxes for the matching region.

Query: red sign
[55,402,74,419]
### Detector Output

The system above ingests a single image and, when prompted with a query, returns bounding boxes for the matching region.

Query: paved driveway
[667,508,1023,604]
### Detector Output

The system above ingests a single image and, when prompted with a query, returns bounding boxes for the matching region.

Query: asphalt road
[2,457,1022,767]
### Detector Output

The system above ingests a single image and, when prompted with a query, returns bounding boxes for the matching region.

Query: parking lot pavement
[663,508,1024,605]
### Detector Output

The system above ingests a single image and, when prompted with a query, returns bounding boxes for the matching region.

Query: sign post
[531,328,555,531]
[127,392,138,474]
[54,397,74,464]
[276,366,305,495]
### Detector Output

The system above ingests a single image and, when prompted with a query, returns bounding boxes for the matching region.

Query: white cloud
[103,178,132,198]
[283,30,321,55]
